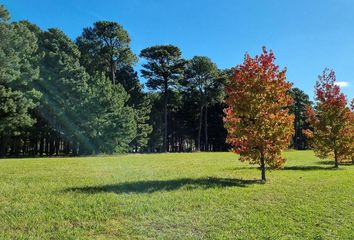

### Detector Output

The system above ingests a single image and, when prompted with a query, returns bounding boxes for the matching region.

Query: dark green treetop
[0,18,41,137]
[116,66,152,151]
[140,45,185,152]
[76,21,136,85]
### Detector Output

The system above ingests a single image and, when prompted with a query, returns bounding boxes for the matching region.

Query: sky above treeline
[4,0,354,100]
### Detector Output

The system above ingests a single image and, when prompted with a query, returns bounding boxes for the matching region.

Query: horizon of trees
[1,5,351,158]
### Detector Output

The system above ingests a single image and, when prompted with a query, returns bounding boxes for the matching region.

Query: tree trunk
[334,149,339,168]
[163,80,168,152]
[260,151,266,182]
[39,133,44,156]
[197,105,203,151]
[204,105,208,151]
[0,137,6,157]
[111,60,116,85]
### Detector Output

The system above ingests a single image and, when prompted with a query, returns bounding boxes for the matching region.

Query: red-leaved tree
[224,47,294,181]
[303,69,354,167]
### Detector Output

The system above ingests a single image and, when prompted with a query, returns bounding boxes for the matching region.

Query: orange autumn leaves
[303,69,354,167]
[224,47,294,169]
[224,48,354,173]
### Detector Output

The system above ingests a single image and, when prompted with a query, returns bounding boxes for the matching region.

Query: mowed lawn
[0,151,353,239]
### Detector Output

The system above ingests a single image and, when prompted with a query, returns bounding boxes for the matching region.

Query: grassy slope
[0,151,353,239]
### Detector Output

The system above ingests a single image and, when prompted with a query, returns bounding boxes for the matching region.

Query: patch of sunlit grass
[0,151,353,239]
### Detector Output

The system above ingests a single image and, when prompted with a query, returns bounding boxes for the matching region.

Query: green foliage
[0,151,353,239]
[86,74,137,153]
[0,4,9,22]
[29,27,136,155]
[140,45,185,152]
[36,28,92,153]
[0,20,40,140]
[76,21,136,84]
[116,66,152,151]
[145,93,164,152]
[140,45,185,91]
[184,56,224,104]
[183,56,225,150]
[288,87,312,149]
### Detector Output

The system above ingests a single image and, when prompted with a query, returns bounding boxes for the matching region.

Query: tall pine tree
[116,66,152,152]
[76,21,136,85]
[0,11,41,156]
[140,45,185,152]
[183,56,224,151]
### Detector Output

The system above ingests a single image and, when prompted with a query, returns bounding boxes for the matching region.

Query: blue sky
[4,0,354,100]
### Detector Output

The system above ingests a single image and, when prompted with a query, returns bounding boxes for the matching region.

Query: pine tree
[0,13,41,156]
[140,45,185,152]
[116,66,152,152]
[288,87,312,149]
[0,5,9,22]
[183,56,224,151]
[76,21,136,85]
[86,73,137,153]
[36,28,92,154]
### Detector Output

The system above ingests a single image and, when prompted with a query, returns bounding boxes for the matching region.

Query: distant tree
[0,14,41,156]
[0,4,9,22]
[116,66,152,152]
[288,87,312,149]
[76,21,136,85]
[36,28,93,154]
[86,73,137,154]
[207,102,229,151]
[224,47,294,182]
[303,69,354,167]
[183,56,224,151]
[140,45,185,152]
[36,28,136,155]
[145,92,164,152]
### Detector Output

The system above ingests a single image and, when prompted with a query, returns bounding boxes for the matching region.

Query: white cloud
[335,81,350,87]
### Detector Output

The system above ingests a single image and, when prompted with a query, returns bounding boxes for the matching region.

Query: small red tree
[224,47,294,182]
[303,69,354,167]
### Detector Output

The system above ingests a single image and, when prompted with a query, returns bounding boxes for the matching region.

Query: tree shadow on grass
[316,160,353,166]
[223,166,257,171]
[65,177,262,194]
[283,166,341,171]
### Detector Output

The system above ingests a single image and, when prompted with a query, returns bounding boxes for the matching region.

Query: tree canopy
[304,69,354,167]
[140,45,185,152]
[1,4,347,161]
[77,21,136,85]
[224,47,294,181]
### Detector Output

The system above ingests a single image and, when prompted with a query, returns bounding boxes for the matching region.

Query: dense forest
[0,5,312,156]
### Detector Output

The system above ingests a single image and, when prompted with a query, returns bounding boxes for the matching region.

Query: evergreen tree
[76,21,136,85]
[145,93,164,152]
[140,45,185,152]
[116,66,152,152]
[36,28,136,155]
[207,102,229,151]
[86,73,137,154]
[0,5,9,22]
[0,13,41,156]
[36,28,92,154]
[183,56,224,151]
[288,87,312,149]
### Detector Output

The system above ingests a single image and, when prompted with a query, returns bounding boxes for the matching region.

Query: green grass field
[0,151,353,239]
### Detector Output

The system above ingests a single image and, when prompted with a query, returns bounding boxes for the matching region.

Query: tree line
[0,5,323,157]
